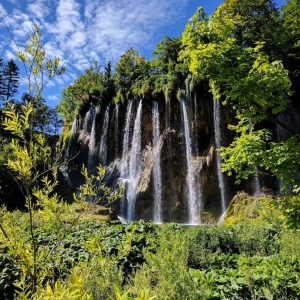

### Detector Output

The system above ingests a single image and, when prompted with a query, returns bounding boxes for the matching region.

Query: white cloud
[74,58,90,71]
[1,0,191,103]
[53,77,66,86]
[47,94,60,102]
[49,0,84,36]
[81,0,189,62]
[27,0,51,21]
[65,31,86,49]
[5,50,17,60]
[44,41,65,60]
[0,4,7,19]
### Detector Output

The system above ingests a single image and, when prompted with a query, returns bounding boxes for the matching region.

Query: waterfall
[213,98,226,215]
[182,100,201,224]
[152,101,163,223]
[165,99,171,146]
[66,118,78,159]
[127,100,143,221]
[83,108,92,132]
[114,105,119,158]
[120,100,133,177]
[120,100,133,218]
[193,92,199,155]
[252,167,261,196]
[88,106,98,170]
[98,103,111,166]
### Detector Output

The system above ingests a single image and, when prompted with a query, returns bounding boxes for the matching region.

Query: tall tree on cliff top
[113,47,149,103]
[180,1,300,193]
[150,36,187,99]
[57,60,104,122]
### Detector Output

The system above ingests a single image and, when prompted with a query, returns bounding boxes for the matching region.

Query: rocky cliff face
[64,83,269,223]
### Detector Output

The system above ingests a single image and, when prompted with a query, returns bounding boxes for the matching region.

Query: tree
[151,36,183,74]
[280,0,300,106]
[19,93,62,135]
[180,5,299,193]
[1,25,65,293]
[113,47,150,102]
[0,59,20,103]
[222,0,282,59]
[103,61,115,100]
[0,26,123,296]
[150,36,187,99]
[0,58,4,105]
[57,61,105,122]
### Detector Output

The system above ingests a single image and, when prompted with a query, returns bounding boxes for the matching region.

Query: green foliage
[180,3,299,192]
[0,59,20,104]
[280,0,300,104]
[190,255,300,299]
[180,7,291,123]
[1,213,300,300]
[150,36,187,99]
[113,48,150,103]
[279,195,300,230]
[187,223,280,270]
[127,225,194,300]
[75,164,123,206]
[57,60,109,122]
[222,0,282,59]
[17,25,65,102]
[0,217,157,299]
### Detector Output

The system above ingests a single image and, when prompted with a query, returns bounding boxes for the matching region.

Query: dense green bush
[190,255,300,299]
[186,223,281,270]
[1,216,300,299]
[0,251,20,300]
[0,219,158,299]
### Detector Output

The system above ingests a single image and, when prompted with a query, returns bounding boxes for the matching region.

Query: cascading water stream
[114,105,119,157]
[252,167,261,196]
[152,101,163,223]
[120,100,133,177]
[88,106,98,170]
[83,108,92,132]
[193,92,199,155]
[98,103,111,166]
[182,100,201,224]
[65,118,78,159]
[213,98,226,216]
[127,100,143,221]
[120,100,133,218]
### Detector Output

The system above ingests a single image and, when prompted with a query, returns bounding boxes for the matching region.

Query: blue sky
[0,0,286,108]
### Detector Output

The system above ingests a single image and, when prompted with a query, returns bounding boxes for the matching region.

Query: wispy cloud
[82,0,189,62]
[47,94,60,103]
[27,0,51,21]
[0,4,7,19]
[1,0,192,105]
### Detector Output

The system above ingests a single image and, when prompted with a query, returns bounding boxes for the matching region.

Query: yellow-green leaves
[220,129,269,184]
[2,103,33,139]
[16,25,65,102]
[74,164,123,206]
